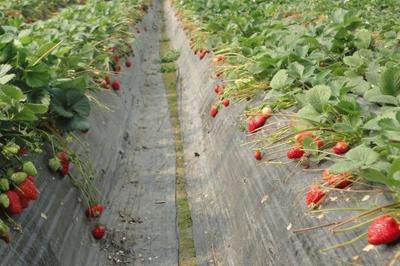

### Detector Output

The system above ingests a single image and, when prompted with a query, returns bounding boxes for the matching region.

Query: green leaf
[354,29,371,49]
[329,160,359,173]
[297,104,322,123]
[345,145,379,165]
[360,168,398,187]
[0,64,14,85]
[270,69,289,90]
[305,85,331,112]
[380,67,400,96]
[343,54,363,68]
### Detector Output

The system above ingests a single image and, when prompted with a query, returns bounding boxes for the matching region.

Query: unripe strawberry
[332,141,349,154]
[23,161,37,177]
[0,219,10,243]
[0,194,10,208]
[262,107,272,118]
[48,157,61,172]
[10,172,27,185]
[0,179,9,192]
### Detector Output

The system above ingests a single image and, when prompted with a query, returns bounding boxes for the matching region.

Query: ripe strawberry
[222,99,230,107]
[112,80,120,91]
[17,147,28,156]
[332,141,349,155]
[322,169,352,189]
[305,185,326,207]
[17,179,38,200]
[92,225,106,239]
[112,54,119,63]
[212,54,225,63]
[368,215,400,245]
[294,131,314,143]
[287,146,305,159]
[6,191,22,215]
[209,105,218,118]
[313,137,324,149]
[58,152,70,177]
[198,49,208,60]
[262,107,272,118]
[86,204,104,218]
[18,194,29,209]
[248,116,266,133]
[125,60,132,67]
[213,85,223,95]
[254,150,262,161]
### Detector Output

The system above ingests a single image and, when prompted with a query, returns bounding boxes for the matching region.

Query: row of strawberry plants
[0,0,148,243]
[0,0,83,24]
[172,0,400,258]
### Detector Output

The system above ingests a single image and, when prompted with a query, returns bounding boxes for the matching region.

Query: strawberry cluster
[0,161,39,243]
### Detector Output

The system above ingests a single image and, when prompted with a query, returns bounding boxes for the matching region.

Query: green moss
[160,8,197,266]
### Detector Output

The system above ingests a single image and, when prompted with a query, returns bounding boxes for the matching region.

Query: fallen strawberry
[254,150,262,161]
[287,146,304,159]
[213,85,223,95]
[114,65,121,73]
[92,225,106,240]
[86,203,104,218]
[112,80,120,91]
[305,185,326,207]
[125,60,132,67]
[368,215,400,245]
[332,141,349,155]
[212,54,225,63]
[17,179,38,200]
[222,99,230,107]
[112,54,119,63]
[322,169,352,189]
[248,116,266,133]
[209,105,218,118]
[6,190,22,215]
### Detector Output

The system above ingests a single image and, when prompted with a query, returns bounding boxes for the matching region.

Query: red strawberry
[58,152,68,162]
[305,185,326,207]
[332,141,349,155]
[198,49,208,60]
[287,146,305,159]
[294,131,314,143]
[58,152,70,177]
[92,225,106,239]
[112,80,120,91]
[213,85,223,95]
[313,137,324,149]
[322,169,352,189]
[27,176,35,182]
[6,191,22,215]
[17,147,28,156]
[248,115,267,133]
[209,105,218,118]
[17,179,38,200]
[247,119,257,133]
[125,60,132,68]
[222,99,230,107]
[254,150,262,161]
[18,194,29,209]
[112,54,119,63]
[368,215,400,245]
[86,204,104,218]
